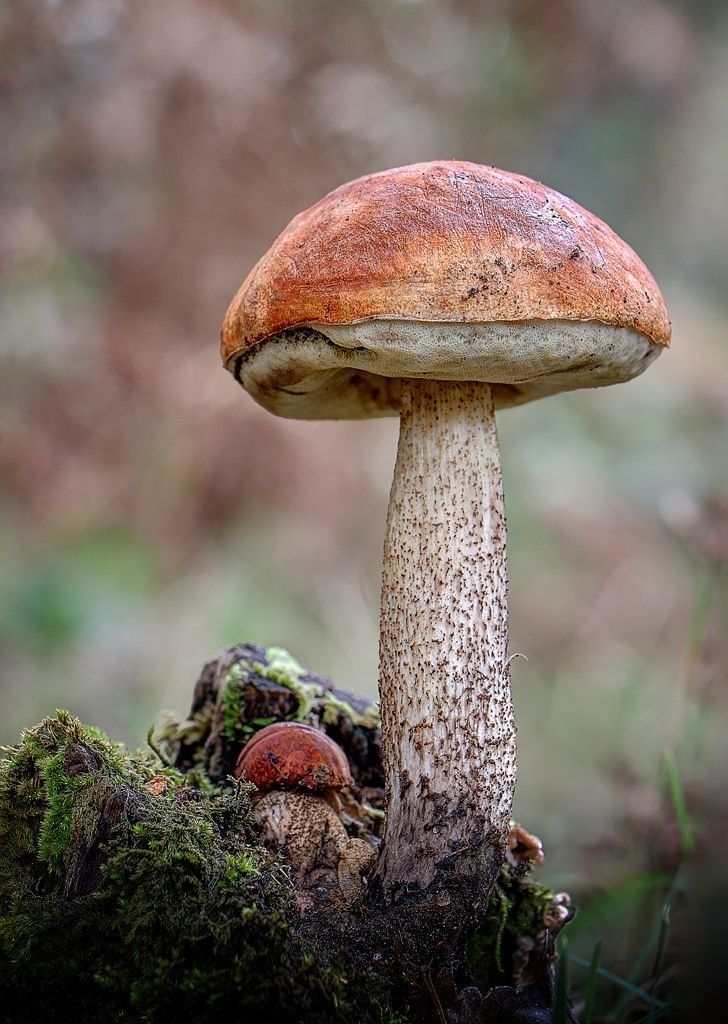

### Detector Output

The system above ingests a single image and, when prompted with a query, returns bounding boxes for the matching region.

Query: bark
[377,379,516,897]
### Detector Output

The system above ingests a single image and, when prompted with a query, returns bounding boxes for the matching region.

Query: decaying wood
[169,642,383,791]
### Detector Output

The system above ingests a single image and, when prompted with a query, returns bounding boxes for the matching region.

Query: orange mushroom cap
[234,722,353,792]
[221,161,670,420]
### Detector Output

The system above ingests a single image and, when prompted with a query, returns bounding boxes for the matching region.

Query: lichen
[321,690,380,730]
[153,706,214,769]
[169,705,215,744]
[254,646,325,721]
[246,646,380,731]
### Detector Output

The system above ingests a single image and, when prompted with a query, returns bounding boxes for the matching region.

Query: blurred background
[1,0,726,1016]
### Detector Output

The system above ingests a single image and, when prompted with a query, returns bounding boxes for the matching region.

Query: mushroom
[506,823,544,870]
[235,720,353,795]
[221,161,670,899]
[235,721,373,899]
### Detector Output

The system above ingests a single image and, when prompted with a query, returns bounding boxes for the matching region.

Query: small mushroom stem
[254,790,349,883]
[377,378,516,898]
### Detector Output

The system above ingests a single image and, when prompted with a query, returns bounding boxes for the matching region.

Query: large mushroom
[221,161,670,901]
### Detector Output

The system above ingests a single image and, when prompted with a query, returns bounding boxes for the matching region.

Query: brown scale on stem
[377,378,515,895]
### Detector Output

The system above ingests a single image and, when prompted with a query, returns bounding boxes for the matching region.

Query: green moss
[253,646,325,722]
[481,879,512,973]
[0,711,130,893]
[0,712,402,1024]
[321,691,380,730]
[468,863,555,983]
[160,645,381,776]
[264,645,306,680]
[221,661,251,739]
[220,647,327,741]
[507,876,554,935]
[170,705,215,745]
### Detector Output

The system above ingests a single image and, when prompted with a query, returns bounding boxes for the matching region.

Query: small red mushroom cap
[234,721,353,792]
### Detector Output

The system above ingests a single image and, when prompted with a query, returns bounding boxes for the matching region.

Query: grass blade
[631,1005,676,1024]
[566,873,670,937]
[663,749,694,857]
[569,955,668,1009]
[583,939,602,1024]
[554,936,570,1024]
[646,902,673,1022]
[613,869,683,1022]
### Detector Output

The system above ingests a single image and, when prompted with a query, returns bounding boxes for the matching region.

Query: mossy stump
[0,645,573,1023]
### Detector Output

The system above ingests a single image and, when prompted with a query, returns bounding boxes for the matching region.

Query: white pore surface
[232,319,661,419]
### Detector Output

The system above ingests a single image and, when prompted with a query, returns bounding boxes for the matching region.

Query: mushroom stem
[377,378,516,897]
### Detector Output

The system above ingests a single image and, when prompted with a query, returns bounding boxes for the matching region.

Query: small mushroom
[222,161,670,897]
[506,823,544,870]
[235,722,373,896]
[337,836,378,905]
[236,720,352,795]
[543,891,572,932]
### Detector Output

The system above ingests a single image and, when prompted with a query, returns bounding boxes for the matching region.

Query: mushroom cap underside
[221,161,669,419]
